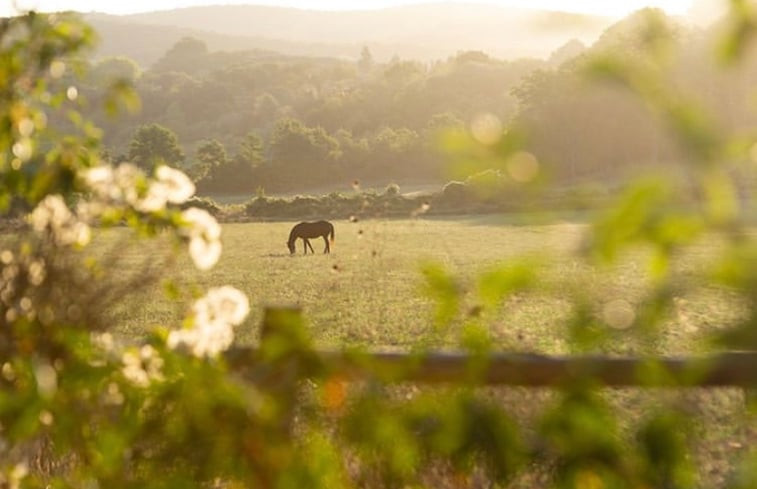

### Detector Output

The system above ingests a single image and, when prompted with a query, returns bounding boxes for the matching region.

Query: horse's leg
[302,238,308,254]
[323,234,330,253]
[305,239,314,254]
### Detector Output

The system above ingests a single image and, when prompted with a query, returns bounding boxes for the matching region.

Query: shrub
[383,182,401,196]
[181,196,223,216]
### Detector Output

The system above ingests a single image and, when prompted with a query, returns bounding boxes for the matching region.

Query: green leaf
[420,261,461,329]
[477,260,535,307]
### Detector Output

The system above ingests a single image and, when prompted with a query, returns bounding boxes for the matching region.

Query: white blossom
[60,220,91,247]
[182,207,221,240]
[33,362,57,398]
[104,382,125,405]
[28,259,46,286]
[0,462,29,489]
[91,332,114,352]
[167,286,249,358]
[135,166,194,212]
[167,322,233,358]
[121,345,164,387]
[114,163,142,205]
[76,200,106,222]
[134,182,168,213]
[83,165,116,199]
[193,286,250,327]
[30,194,71,232]
[181,207,222,270]
[29,194,91,247]
[84,163,195,214]
[84,162,145,205]
[156,165,195,204]
[188,238,222,271]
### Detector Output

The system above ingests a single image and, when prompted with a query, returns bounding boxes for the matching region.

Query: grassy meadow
[63,216,757,486]
[103,216,584,348]
[101,215,741,354]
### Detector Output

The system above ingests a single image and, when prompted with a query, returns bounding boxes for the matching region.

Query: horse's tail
[329,224,335,245]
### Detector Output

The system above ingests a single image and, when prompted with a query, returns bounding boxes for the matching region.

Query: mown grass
[98,215,742,355]
[99,216,579,346]
[78,216,756,487]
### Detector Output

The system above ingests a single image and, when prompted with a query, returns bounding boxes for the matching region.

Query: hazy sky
[3,0,700,18]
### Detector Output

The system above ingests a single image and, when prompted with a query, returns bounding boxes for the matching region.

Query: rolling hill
[85,3,613,67]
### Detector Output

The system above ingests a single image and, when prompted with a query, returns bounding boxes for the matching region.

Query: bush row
[222,180,616,221]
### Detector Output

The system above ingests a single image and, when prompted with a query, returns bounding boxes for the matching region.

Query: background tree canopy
[67,7,757,198]
[127,123,185,170]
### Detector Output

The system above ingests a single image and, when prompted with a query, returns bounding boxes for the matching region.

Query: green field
[38,216,757,486]
[104,216,739,355]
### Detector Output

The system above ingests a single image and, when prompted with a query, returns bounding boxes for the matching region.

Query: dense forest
[83,40,548,193]
[70,7,757,197]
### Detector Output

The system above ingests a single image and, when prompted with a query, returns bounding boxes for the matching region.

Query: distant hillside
[85,3,612,67]
[85,13,474,67]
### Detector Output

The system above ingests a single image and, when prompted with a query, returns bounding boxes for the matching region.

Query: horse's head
[287,240,295,254]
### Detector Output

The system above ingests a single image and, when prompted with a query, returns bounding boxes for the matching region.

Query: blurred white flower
[181,207,222,270]
[167,286,249,358]
[30,194,71,232]
[0,461,29,489]
[86,163,191,214]
[39,410,54,426]
[29,194,91,246]
[2,264,18,281]
[11,138,33,161]
[182,207,221,240]
[121,345,164,387]
[34,362,57,398]
[76,200,106,222]
[167,322,233,358]
[104,382,125,405]
[156,165,195,204]
[194,286,250,327]
[135,182,168,213]
[28,259,46,286]
[59,220,91,247]
[84,162,148,207]
[135,166,195,212]
[114,163,142,205]
[166,328,196,353]
[91,332,114,352]
[83,165,116,199]
[188,238,222,271]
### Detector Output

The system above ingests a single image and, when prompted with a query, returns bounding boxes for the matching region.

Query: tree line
[76,8,757,196]
[76,36,546,193]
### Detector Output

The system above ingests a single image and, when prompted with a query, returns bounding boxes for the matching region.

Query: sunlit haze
[4,0,699,18]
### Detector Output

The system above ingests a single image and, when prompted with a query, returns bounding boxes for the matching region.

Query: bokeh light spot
[470,113,503,145]
[602,299,635,330]
[49,60,65,79]
[506,151,539,182]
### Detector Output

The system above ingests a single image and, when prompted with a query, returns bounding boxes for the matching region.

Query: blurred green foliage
[0,6,756,489]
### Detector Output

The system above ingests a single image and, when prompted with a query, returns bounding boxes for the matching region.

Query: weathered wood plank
[226,349,757,387]
[223,307,757,388]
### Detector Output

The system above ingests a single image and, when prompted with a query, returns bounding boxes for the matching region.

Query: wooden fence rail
[225,307,757,388]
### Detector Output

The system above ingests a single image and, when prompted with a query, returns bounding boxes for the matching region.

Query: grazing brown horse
[287,220,334,254]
